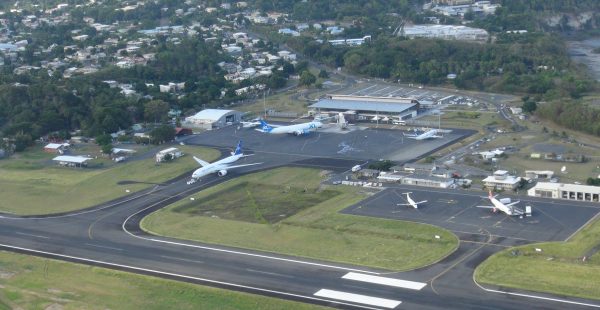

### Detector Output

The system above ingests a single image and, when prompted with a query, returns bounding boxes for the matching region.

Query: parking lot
[342,185,600,244]
[335,82,472,105]
[184,124,473,162]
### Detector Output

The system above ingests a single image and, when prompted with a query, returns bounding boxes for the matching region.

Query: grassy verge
[0,146,220,215]
[475,216,600,300]
[0,251,324,310]
[142,167,458,271]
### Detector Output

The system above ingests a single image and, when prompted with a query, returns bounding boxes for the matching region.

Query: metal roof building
[52,155,92,167]
[184,109,243,129]
[309,95,419,122]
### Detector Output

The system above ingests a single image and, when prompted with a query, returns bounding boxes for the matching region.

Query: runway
[1,135,599,309]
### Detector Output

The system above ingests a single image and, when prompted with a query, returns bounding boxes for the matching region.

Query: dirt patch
[44,303,64,310]
[0,270,16,279]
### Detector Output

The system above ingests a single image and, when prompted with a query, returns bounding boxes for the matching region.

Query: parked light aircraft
[397,192,427,209]
[403,128,443,140]
[258,119,322,136]
[476,190,524,216]
[188,141,261,183]
[241,119,262,128]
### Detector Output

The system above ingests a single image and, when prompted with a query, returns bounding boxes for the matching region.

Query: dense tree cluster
[536,101,600,136]
[288,35,594,99]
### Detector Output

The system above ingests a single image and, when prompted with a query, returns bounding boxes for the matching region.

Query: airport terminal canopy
[310,95,419,115]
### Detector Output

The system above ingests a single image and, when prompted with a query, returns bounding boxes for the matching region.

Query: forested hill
[286,34,593,100]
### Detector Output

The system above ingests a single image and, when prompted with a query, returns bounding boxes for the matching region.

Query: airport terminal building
[528,182,600,202]
[309,95,419,123]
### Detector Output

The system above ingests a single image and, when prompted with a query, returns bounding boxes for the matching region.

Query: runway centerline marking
[84,243,123,251]
[246,268,295,279]
[314,289,401,309]
[15,232,49,239]
[160,255,204,265]
[342,272,426,290]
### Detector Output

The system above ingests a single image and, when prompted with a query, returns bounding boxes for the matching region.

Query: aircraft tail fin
[232,140,243,155]
[259,120,273,133]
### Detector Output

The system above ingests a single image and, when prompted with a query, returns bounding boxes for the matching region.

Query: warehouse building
[309,95,419,123]
[528,182,600,202]
[184,109,243,129]
[52,155,92,167]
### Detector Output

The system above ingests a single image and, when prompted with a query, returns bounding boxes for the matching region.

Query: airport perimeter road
[0,155,599,309]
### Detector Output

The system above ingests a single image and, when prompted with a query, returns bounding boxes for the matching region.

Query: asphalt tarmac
[0,131,599,309]
[342,185,600,244]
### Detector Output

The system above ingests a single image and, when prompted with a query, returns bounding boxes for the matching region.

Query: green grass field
[142,167,458,271]
[475,216,600,300]
[0,146,220,215]
[0,251,324,310]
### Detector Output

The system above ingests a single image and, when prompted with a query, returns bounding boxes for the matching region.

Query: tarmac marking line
[314,289,401,309]
[15,232,49,239]
[342,272,427,290]
[84,243,123,251]
[160,255,204,265]
[245,268,295,279]
[121,180,383,275]
[473,277,600,308]
[0,243,381,310]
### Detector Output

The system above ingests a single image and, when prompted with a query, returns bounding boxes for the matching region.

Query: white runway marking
[0,243,381,310]
[314,289,401,309]
[84,243,123,251]
[160,255,204,264]
[342,272,427,290]
[246,268,295,279]
[15,232,49,239]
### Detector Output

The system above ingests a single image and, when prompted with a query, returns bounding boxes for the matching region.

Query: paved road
[1,149,599,309]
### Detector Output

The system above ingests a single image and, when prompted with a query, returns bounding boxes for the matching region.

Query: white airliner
[188,141,261,183]
[258,119,322,136]
[404,128,443,140]
[476,190,524,216]
[397,192,428,209]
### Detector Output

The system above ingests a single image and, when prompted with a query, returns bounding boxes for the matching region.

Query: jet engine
[217,170,228,176]
[293,130,303,136]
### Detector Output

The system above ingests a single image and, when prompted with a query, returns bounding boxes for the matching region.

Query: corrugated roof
[52,155,91,163]
[310,99,416,114]
[188,109,235,121]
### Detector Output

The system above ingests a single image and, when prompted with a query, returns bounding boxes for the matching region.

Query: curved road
[0,151,599,309]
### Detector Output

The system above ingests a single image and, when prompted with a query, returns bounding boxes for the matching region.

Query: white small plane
[241,119,262,128]
[257,119,322,136]
[188,141,261,183]
[476,190,524,216]
[397,192,428,209]
[404,128,444,140]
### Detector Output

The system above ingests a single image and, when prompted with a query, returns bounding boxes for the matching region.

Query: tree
[299,71,316,86]
[150,125,175,144]
[144,100,170,124]
[101,143,113,154]
[522,100,537,113]
[95,134,112,146]
[318,69,329,78]
[13,133,32,152]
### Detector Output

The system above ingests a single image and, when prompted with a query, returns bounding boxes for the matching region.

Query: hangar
[184,109,243,129]
[309,95,419,123]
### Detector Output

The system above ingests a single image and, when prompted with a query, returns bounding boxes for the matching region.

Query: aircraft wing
[506,201,520,207]
[225,162,263,170]
[193,156,209,167]
[397,203,412,206]
[475,205,494,209]
[415,200,428,204]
